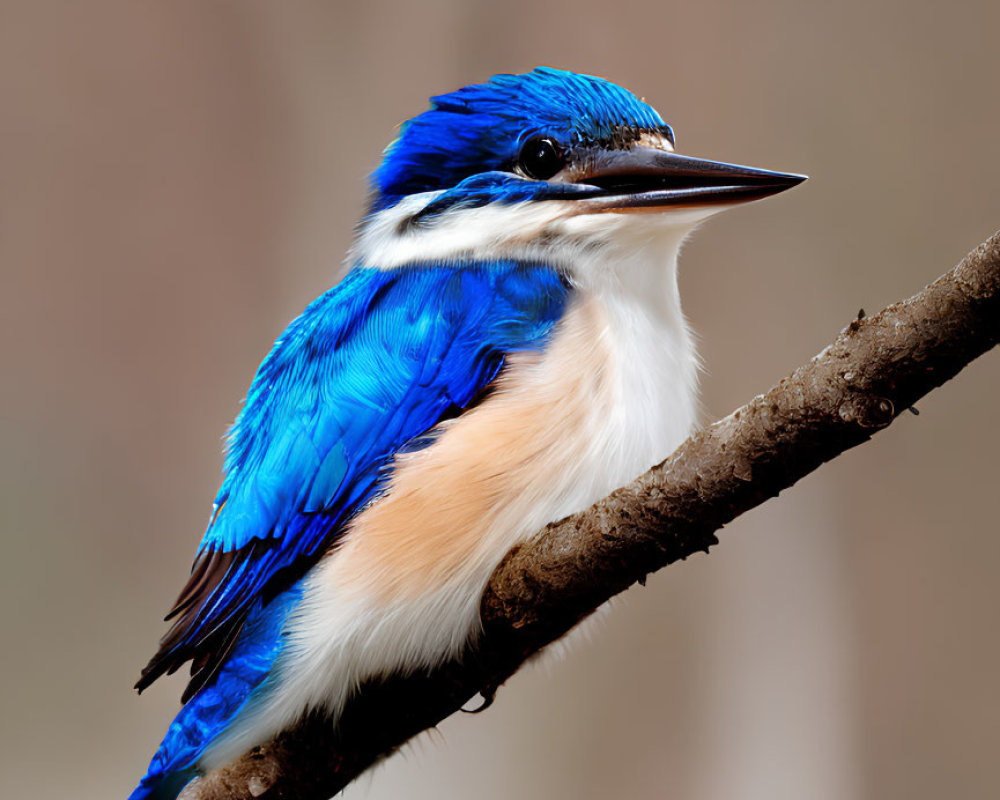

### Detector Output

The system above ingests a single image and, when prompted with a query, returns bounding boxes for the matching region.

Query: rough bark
[180,231,1000,800]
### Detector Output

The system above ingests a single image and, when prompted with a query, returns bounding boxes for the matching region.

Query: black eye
[517,136,564,180]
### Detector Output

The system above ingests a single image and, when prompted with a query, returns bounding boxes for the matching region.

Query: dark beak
[568,146,806,212]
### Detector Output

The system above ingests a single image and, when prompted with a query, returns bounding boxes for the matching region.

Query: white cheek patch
[349,191,717,277]
[350,194,579,270]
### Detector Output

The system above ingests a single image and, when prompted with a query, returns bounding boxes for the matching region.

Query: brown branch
[181,231,1000,800]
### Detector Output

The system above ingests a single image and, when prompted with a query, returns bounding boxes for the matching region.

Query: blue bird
[129,67,804,799]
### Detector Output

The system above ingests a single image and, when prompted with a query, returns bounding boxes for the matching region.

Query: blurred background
[2,1,999,798]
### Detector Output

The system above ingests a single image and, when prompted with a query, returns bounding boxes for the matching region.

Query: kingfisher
[128,67,804,799]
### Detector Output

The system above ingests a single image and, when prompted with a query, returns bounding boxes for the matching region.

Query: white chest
[572,287,699,505]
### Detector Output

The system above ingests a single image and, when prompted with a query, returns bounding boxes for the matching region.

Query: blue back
[135,260,570,716]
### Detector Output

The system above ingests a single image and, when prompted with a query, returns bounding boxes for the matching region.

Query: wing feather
[136,262,569,697]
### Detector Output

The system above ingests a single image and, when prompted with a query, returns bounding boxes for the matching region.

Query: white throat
[354,196,704,489]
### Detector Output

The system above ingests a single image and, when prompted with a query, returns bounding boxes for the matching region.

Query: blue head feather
[371,67,670,212]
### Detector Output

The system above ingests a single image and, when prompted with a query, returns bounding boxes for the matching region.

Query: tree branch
[181,230,1000,800]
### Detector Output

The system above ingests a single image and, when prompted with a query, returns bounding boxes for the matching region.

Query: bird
[128,66,804,799]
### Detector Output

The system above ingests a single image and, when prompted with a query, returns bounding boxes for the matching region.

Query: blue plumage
[131,261,570,796]
[128,583,304,800]
[372,66,670,211]
[129,64,790,800]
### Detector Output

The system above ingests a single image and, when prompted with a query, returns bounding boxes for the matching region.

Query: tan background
[2,1,999,798]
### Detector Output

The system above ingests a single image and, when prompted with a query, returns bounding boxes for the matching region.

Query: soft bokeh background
[3,2,999,798]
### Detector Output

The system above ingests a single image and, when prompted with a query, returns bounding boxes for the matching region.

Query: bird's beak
[566,146,806,212]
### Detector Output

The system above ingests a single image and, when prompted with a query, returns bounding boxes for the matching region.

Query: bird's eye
[516,136,564,180]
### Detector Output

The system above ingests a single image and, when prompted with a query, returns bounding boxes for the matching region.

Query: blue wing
[136,261,569,700]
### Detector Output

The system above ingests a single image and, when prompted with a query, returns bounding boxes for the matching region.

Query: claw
[461,685,498,714]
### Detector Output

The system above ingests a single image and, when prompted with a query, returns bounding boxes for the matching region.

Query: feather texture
[371,67,670,211]
[129,66,712,800]
[135,262,569,702]
[128,583,304,800]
